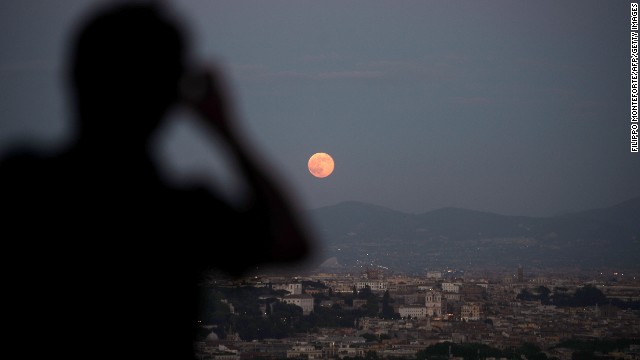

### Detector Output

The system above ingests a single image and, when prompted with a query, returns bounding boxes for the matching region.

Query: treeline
[343,339,640,360]
[554,338,640,360]
[197,284,399,341]
[342,342,556,360]
[516,285,640,309]
[415,342,552,360]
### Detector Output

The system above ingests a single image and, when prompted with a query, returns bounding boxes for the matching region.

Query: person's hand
[179,66,236,139]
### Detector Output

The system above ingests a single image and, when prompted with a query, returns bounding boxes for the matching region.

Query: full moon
[308,152,335,178]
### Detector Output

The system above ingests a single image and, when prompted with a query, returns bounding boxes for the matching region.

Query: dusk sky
[1,0,639,217]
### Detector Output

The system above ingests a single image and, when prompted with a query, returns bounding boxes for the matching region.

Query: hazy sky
[1,0,639,217]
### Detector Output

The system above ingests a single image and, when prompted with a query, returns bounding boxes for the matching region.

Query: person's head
[69,2,187,142]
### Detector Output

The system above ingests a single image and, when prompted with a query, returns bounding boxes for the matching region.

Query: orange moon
[308,152,335,178]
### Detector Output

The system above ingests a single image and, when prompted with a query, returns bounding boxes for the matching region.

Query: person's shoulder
[0,146,75,191]
[0,148,49,178]
[161,180,234,212]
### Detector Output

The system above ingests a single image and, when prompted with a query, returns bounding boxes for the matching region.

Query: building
[363,267,384,280]
[355,280,387,292]
[281,294,314,315]
[273,283,302,295]
[399,305,428,319]
[442,282,462,293]
[425,290,442,317]
[460,284,486,301]
[286,343,323,359]
[426,271,442,279]
[517,266,524,283]
[461,302,482,321]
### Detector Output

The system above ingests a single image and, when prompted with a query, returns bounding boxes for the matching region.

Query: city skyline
[193,262,640,359]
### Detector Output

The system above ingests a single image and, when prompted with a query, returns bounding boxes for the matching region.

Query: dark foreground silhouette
[0,2,313,359]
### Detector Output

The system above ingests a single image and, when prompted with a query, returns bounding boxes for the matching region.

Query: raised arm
[180,66,316,274]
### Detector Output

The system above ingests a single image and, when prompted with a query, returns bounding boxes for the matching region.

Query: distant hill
[307,197,640,274]
[557,196,640,230]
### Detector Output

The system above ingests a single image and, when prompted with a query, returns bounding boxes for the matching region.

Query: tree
[516,288,536,301]
[518,343,548,360]
[382,290,397,319]
[536,286,551,303]
[361,333,378,342]
[354,285,379,316]
[199,288,232,326]
[364,350,381,359]
[573,285,607,306]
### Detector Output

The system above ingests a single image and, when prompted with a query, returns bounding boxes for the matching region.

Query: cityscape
[1,2,638,360]
[193,264,640,360]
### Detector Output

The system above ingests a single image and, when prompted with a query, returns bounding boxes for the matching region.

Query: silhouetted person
[0,2,313,359]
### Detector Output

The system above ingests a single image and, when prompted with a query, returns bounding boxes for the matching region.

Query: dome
[205,331,219,342]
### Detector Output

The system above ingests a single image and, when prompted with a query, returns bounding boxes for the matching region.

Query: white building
[355,280,387,292]
[442,282,462,293]
[281,294,314,315]
[272,283,302,295]
[399,305,427,319]
[286,343,323,359]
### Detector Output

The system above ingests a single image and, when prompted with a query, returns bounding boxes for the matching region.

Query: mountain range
[306,196,640,274]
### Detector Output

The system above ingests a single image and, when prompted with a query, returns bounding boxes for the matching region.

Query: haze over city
[1,0,639,218]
